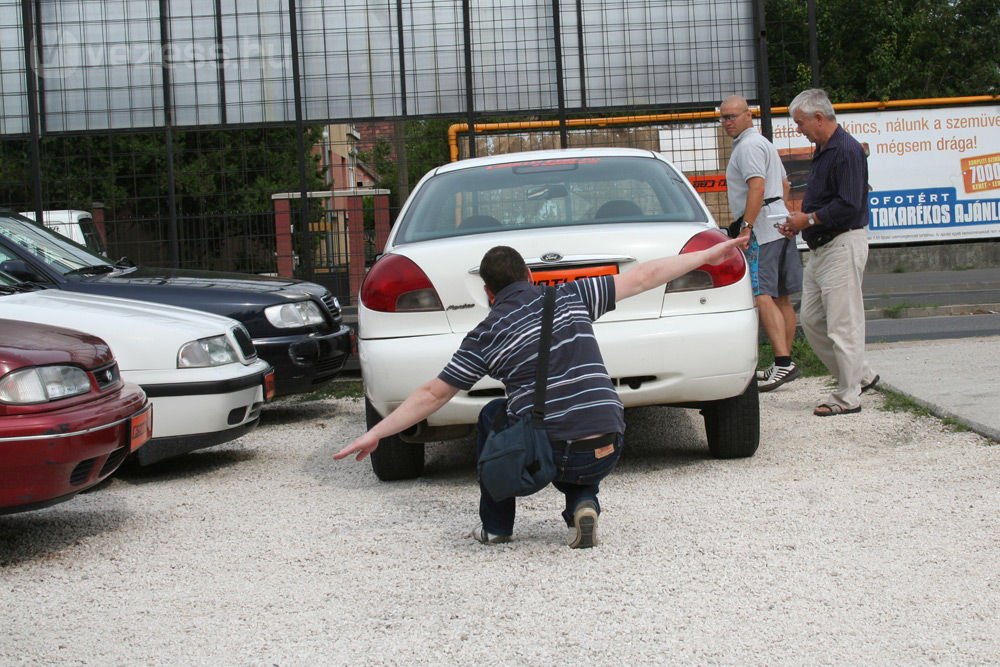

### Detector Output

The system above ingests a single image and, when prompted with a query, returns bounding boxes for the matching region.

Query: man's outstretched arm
[613,235,747,302]
[334,377,459,462]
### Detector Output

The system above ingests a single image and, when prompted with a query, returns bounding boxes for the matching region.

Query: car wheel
[365,397,425,480]
[701,379,760,459]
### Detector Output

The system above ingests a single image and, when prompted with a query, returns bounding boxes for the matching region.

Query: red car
[0,319,152,514]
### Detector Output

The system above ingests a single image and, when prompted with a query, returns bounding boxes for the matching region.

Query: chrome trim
[0,405,149,443]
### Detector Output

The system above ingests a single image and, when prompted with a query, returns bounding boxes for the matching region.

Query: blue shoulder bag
[477,287,557,501]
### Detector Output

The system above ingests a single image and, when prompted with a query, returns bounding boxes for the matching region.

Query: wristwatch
[741,219,754,231]
[807,213,816,226]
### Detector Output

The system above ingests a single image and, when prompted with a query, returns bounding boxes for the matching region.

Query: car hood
[1,290,243,372]
[0,318,112,372]
[89,266,325,302]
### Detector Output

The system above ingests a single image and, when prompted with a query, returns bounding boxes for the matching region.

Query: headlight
[265,301,325,328]
[0,366,91,404]
[177,335,239,368]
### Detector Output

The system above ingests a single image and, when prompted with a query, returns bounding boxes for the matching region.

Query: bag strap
[531,286,555,427]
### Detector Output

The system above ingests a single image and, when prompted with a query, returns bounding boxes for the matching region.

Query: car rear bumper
[0,386,149,514]
[255,325,353,397]
[361,309,758,426]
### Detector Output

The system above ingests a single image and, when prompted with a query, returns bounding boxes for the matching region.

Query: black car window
[394,155,708,244]
[78,218,108,255]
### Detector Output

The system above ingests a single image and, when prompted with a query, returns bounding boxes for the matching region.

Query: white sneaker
[755,364,774,381]
[758,363,801,392]
[469,524,511,545]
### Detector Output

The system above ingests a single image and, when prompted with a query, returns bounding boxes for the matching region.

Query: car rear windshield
[394,155,709,244]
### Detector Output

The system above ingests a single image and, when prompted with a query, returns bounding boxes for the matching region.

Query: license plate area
[531,264,618,286]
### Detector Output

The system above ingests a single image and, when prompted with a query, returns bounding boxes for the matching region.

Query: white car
[358,147,760,481]
[1,272,274,465]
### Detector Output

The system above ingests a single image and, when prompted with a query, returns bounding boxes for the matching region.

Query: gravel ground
[2,376,998,666]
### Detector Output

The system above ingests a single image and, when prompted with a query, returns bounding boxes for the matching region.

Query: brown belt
[550,432,618,452]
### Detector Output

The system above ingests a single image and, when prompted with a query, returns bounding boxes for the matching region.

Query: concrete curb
[877,381,1000,444]
[866,303,1000,320]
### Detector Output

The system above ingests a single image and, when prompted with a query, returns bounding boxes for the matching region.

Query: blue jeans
[476,398,622,536]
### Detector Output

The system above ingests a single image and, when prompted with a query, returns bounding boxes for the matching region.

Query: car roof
[19,209,93,222]
[430,147,661,176]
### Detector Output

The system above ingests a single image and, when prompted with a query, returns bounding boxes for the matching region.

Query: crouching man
[335,237,747,548]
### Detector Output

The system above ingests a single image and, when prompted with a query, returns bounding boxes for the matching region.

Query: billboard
[772,105,1000,245]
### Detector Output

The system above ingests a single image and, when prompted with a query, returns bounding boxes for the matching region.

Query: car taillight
[360,254,444,313]
[666,229,746,292]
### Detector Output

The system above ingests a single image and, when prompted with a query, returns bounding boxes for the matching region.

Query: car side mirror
[0,259,42,282]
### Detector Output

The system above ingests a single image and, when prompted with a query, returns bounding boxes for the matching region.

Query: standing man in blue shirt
[778,89,879,416]
[721,95,802,392]
[335,238,745,548]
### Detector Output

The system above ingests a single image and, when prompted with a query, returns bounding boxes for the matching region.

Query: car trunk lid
[389,221,733,335]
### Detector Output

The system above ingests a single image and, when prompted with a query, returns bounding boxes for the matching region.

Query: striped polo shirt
[438,276,625,441]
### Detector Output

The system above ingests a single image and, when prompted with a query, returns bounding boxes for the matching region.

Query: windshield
[394,155,709,244]
[0,213,111,275]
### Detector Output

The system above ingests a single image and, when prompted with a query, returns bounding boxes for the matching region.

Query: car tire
[365,397,425,481]
[701,379,760,459]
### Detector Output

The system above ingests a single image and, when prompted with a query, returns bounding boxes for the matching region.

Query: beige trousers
[800,229,875,410]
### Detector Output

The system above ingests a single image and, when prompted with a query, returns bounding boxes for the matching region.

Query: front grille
[311,349,349,383]
[231,325,257,360]
[70,458,97,486]
[320,292,342,319]
[93,363,120,391]
[98,447,129,478]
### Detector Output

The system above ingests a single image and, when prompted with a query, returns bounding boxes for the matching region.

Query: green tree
[0,126,326,270]
[766,0,1000,104]
[359,119,454,210]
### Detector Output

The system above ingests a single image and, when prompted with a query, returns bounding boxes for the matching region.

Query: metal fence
[1,0,765,305]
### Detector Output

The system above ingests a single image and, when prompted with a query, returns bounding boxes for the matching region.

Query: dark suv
[0,212,351,397]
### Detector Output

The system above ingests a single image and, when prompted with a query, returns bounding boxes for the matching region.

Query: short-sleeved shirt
[801,125,869,248]
[438,276,625,441]
[726,127,789,246]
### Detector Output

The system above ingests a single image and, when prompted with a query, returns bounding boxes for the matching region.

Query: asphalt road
[865,267,1000,341]
[866,312,1000,342]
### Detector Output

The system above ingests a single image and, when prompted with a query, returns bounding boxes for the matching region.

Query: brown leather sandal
[813,403,862,417]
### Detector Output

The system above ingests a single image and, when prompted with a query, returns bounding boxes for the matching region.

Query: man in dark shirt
[778,88,879,416]
[335,238,745,548]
